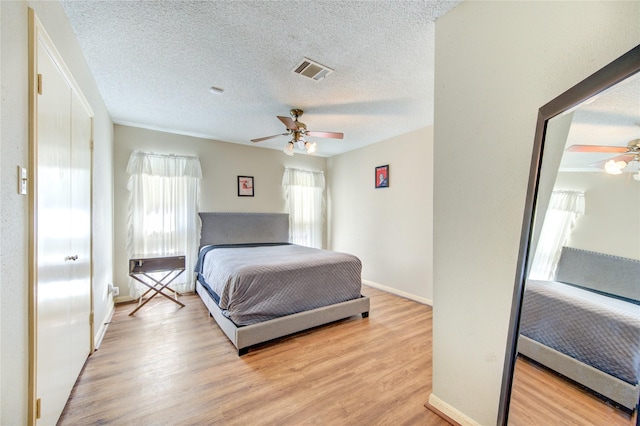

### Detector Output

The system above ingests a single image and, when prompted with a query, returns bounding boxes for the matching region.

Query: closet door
[68,90,92,380]
[35,39,92,426]
[36,40,73,426]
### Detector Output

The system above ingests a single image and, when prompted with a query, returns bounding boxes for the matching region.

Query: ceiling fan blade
[306,131,344,139]
[589,154,637,167]
[278,116,298,131]
[251,133,288,143]
[566,144,629,153]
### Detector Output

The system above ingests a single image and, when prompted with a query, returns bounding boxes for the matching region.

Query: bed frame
[196,212,370,356]
[518,247,640,410]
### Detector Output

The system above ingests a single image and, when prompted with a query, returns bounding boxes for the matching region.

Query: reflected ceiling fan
[566,138,640,179]
[251,109,343,155]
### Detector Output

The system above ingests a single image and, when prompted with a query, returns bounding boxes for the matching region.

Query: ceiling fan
[251,109,343,155]
[566,138,640,179]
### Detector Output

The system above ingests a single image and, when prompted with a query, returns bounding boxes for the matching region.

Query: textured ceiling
[61,0,461,157]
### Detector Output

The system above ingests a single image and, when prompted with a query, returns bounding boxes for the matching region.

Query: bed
[194,212,370,355]
[518,247,640,410]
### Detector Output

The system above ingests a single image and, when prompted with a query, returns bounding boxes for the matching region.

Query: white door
[35,37,92,426]
[69,89,93,380]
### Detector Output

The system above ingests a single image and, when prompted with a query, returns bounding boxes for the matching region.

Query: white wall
[555,172,640,260]
[0,1,115,424]
[113,125,327,300]
[432,2,640,424]
[0,3,3,421]
[328,127,434,303]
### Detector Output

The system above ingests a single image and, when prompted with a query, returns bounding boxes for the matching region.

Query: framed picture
[237,176,254,197]
[375,165,389,188]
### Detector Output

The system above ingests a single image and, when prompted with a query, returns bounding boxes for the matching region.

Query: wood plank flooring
[510,356,635,425]
[58,286,635,425]
[59,287,446,425]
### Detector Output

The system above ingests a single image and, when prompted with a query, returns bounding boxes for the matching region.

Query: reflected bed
[519,247,640,409]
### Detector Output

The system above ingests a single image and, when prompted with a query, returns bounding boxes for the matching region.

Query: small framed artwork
[375,165,389,188]
[237,176,254,197]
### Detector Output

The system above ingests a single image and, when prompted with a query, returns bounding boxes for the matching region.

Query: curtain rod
[284,167,324,174]
[131,150,199,160]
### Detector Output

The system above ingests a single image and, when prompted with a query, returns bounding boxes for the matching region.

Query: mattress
[520,279,640,385]
[196,243,363,326]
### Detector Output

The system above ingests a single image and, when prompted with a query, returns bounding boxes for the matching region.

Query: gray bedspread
[199,244,363,326]
[520,279,640,384]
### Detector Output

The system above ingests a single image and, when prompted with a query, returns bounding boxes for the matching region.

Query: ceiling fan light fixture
[604,159,627,175]
[305,141,317,154]
[283,142,295,156]
[253,108,342,156]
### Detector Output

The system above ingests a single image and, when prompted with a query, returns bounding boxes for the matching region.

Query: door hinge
[37,74,43,95]
[89,312,94,326]
[36,397,41,419]
[90,139,94,150]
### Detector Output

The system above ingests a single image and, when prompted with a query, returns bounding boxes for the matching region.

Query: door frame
[27,9,95,425]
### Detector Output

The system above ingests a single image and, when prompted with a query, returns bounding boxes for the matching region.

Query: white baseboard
[94,301,115,350]
[362,279,433,306]
[427,393,481,426]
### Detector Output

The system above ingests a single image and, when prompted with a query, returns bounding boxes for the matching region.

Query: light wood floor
[59,286,635,425]
[510,356,635,425]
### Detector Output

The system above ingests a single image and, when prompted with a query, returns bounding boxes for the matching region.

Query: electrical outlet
[108,283,120,297]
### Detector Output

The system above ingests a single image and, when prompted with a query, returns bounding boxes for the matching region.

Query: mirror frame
[498,44,640,425]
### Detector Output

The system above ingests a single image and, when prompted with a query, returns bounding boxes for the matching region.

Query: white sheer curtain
[126,151,202,297]
[282,168,325,248]
[528,190,585,281]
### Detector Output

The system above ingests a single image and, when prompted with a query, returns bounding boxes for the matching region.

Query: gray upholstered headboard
[198,212,289,247]
[555,247,640,302]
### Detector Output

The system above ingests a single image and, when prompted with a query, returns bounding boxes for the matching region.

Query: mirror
[499,45,640,425]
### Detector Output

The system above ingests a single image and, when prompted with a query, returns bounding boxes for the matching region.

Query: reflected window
[528,190,585,280]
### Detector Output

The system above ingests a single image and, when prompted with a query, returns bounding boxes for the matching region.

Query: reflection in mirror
[500,45,640,425]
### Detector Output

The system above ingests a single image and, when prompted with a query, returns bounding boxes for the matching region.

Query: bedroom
[1,1,639,425]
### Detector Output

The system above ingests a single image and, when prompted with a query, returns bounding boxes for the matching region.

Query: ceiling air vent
[292,58,334,82]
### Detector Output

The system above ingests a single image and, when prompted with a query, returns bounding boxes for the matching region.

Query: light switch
[18,166,27,195]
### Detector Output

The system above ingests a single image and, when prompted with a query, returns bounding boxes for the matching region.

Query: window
[282,168,325,248]
[126,151,202,297]
[528,190,585,280]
